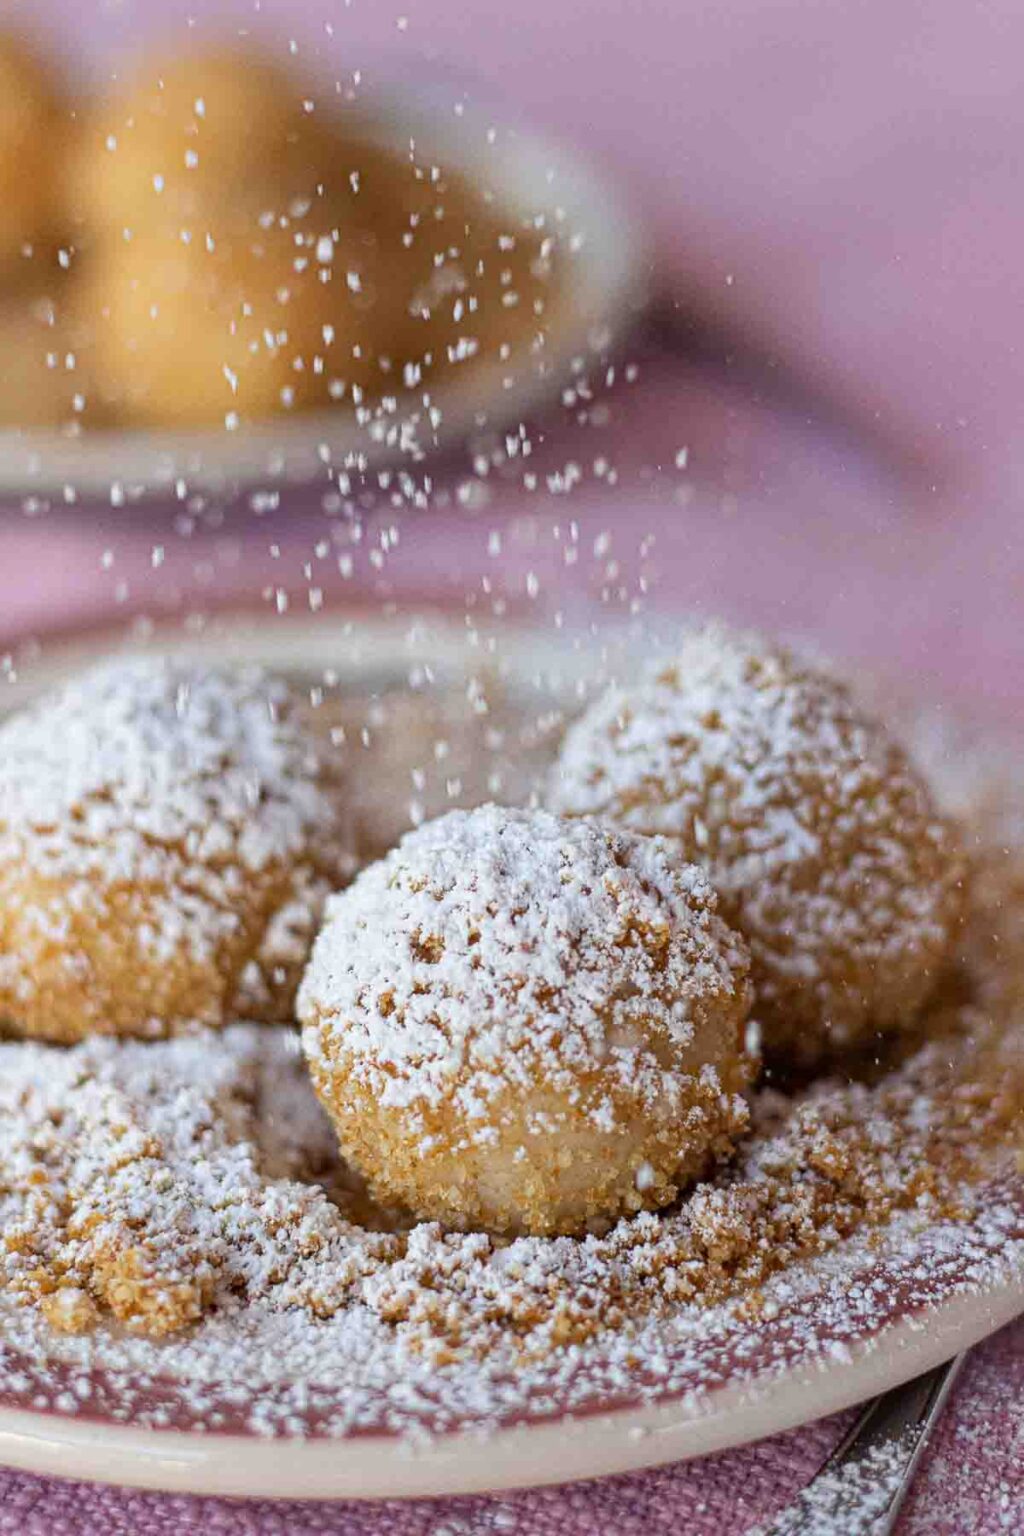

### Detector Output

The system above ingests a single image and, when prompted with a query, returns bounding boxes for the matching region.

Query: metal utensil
[762,1352,965,1536]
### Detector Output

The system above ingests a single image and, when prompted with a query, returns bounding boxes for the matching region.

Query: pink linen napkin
[0,1324,1019,1534]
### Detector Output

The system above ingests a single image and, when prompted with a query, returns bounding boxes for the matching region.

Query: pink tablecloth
[0,1325,1018,1534]
[1,2,1023,1531]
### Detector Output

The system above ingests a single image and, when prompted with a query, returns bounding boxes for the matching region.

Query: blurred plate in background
[0,78,647,501]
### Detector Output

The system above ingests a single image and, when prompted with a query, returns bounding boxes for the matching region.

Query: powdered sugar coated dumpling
[548,627,965,1062]
[299,805,754,1237]
[70,48,419,427]
[0,657,354,1042]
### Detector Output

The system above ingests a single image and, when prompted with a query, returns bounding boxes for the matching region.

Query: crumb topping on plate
[0,649,1018,1445]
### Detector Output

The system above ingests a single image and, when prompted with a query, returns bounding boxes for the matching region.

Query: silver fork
[760,1353,965,1536]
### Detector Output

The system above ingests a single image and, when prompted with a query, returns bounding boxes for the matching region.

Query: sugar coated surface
[0,672,1019,1440]
[0,655,338,887]
[0,656,351,1029]
[548,626,964,1054]
[301,806,749,1121]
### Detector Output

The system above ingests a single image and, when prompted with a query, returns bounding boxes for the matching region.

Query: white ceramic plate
[0,82,647,500]
[0,1278,1018,1502]
[0,615,1020,1502]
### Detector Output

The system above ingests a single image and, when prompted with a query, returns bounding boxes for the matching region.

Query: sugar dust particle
[456,480,491,510]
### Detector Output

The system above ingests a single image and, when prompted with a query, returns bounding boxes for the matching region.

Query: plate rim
[0,613,1020,1501]
[0,1277,1018,1500]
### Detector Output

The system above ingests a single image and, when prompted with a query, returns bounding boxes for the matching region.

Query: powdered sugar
[548,626,963,1056]
[0,655,1017,1447]
[0,656,337,889]
[0,1011,1018,1440]
[299,805,753,1234]
[0,1026,398,1337]
[0,656,352,1032]
[301,806,748,1119]
[297,673,567,862]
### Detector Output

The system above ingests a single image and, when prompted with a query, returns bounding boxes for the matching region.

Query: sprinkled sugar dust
[0,670,1020,1441]
[0,8,654,550]
[0,11,1019,1462]
[0,15,670,703]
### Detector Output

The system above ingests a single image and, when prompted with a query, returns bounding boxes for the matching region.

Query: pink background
[3,0,1024,704]
[1,0,1022,1529]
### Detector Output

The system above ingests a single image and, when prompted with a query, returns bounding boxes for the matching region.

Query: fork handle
[762,1352,966,1536]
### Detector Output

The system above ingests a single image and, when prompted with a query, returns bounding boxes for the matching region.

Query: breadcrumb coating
[548,626,965,1061]
[0,681,1017,1402]
[0,656,354,1041]
[300,805,754,1236]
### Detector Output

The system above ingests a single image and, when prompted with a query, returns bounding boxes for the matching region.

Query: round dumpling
[0,656,355,1040]
[78,216,417,427]
[68,49,346,235]
[300,804,753,1236]
[70,45,562,428]
[548,626,965,1062]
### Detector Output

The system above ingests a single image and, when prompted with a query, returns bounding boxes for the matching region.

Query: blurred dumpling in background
[0,37,561,433]
[0,285,96,429]
[67,47,414,426]
[0,33,72,276]
[66,50,345,236]
[68,46,560,429]
[76,215,423,428]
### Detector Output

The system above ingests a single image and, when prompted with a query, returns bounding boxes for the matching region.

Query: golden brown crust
[0,285,98,430]
[0,658,354,1042]
[301,805,754,1236]
[65,46,560,429]
[307,1034,752,1238]
[0,34,72,273]
[66,50,340,236]
[549,627,966,1063]
[76,220,419,428]
[0,861,333,1043]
